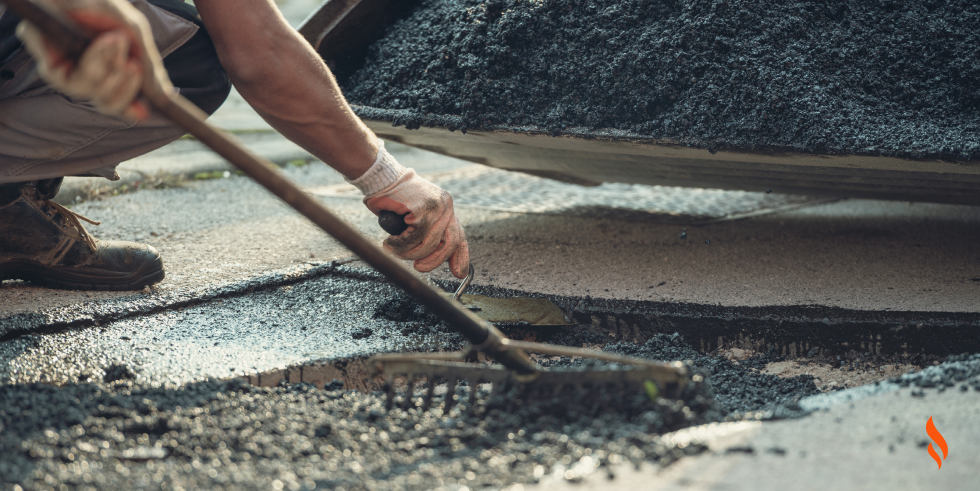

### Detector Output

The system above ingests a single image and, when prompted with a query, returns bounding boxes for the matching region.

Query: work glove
[349,140,470,279]
[16,0,172,121]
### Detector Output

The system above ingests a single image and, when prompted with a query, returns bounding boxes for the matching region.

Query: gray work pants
[0,0,230,184]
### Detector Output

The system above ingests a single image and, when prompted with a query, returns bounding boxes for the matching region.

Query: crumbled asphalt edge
[541,333,820,419]
[892,352,980,392]
[7,263,979,360]
[340,0,980,160]
[423,278,980,362]
[801,351,980,410]
[0,377,712,490]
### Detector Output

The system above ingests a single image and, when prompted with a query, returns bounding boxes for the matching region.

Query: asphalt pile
[342,0,980,160]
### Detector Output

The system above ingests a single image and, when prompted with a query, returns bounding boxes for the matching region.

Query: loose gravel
[3,334,977,490]
[0,332,826,490]
[0,378,711,490]
[605,333,820,417]
[341,0,980,160]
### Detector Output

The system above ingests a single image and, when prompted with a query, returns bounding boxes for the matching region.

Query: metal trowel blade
[457,294,574,326]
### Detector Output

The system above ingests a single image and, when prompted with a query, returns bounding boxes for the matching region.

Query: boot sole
[0,257,165,291]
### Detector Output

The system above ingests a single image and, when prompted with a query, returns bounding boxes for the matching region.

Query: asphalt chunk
[342,0,980,160]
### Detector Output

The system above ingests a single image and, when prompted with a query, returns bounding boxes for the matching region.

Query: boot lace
[42,199,102,252]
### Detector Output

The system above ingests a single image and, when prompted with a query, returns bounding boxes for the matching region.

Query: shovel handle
[2,0,539,375]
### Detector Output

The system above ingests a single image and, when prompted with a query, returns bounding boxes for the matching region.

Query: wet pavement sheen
[0,273,464,386]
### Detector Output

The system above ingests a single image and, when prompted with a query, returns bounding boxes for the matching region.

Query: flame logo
[926,416,948,469]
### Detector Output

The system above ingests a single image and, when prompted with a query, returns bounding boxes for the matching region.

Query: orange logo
[926,416,948,469]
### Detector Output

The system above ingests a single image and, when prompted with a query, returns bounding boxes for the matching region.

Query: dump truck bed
[298,0,980,205]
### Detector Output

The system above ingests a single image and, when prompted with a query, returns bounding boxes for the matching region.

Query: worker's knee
[149,0,232,115]
[0,0,231,183]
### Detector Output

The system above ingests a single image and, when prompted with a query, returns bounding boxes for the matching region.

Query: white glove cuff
[347,140,409,196]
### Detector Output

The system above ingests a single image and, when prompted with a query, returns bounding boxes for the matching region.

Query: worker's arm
[16,0,469,277]
[194,0,467,276]
[193,0,375,178]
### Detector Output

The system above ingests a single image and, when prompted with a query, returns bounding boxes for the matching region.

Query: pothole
[245,282,980,400]
[5,274,980,490]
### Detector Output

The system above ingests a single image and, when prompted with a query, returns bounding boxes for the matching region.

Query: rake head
[369,342,699,415]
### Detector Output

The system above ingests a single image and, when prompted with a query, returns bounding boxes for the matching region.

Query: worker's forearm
[195,0,377,179]
[232,32,378,179]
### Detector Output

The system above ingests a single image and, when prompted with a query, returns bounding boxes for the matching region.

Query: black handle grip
[378,210,409,235]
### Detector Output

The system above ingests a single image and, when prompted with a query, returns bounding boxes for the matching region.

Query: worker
[0,0,469,291]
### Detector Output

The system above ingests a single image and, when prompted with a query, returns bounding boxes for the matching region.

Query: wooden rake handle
[0,0,539,375]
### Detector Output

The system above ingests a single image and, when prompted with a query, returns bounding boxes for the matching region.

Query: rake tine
[402,375,419,410]
[469,377,481,408]
[551,381,566,400]
[487,379,503,408]
[384,373,397,411]
[422,378,437,410]
[509,382,527,411]
[620,381,638,418]
[505,380,521,411]
[527,384,545,401]
[574,382,587,412]
[507,380,522,410]
[445,376,460,409]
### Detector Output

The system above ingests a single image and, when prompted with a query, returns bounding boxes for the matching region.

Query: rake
[372,343,695,412]
[3,0,696,411]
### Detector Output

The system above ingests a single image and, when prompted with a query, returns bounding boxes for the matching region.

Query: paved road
[532,385,980,491]
[10,143,980,320]
[4,138,979,491]
[2,1,979,488]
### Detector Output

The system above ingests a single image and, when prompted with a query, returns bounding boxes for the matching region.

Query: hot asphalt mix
[342,0,980,160]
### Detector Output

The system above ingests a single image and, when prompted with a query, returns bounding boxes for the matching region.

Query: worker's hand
[16,0,172,121]
[349,141,469,278]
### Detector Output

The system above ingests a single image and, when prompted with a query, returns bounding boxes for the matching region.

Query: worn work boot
[0,179,165,291]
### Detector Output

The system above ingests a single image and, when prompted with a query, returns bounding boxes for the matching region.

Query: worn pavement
[2,0,979,489]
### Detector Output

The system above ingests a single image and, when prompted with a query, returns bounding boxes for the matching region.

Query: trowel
[378,211,573,327]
